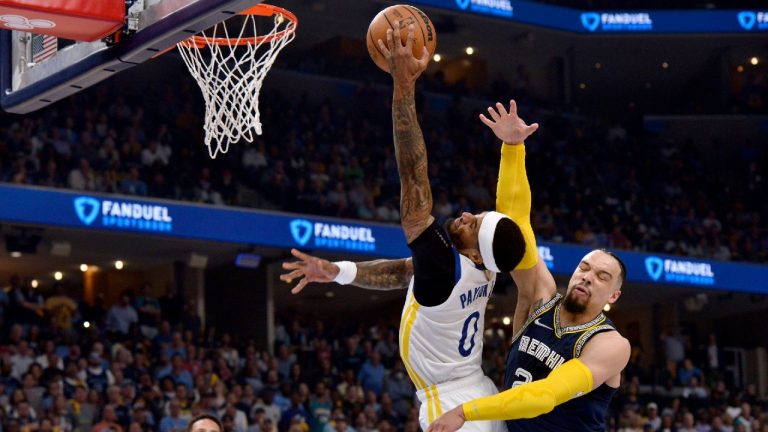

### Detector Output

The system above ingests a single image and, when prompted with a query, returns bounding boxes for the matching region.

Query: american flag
[31,34,57,63]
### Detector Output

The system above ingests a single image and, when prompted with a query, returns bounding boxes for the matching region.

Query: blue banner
[0,184,410,258]
[410,0,768,34]
[535,244,768,295]
[1,184,767,293]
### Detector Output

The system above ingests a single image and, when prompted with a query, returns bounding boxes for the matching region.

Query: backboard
[0,0,262,114]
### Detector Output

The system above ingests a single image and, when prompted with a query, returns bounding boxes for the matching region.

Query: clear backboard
[0,0,262,114]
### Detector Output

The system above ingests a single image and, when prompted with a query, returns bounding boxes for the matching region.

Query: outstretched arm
[480,101,556,333]
[378,22,433,243]
[281,249,413,293]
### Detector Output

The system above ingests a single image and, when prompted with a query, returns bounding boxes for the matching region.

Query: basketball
[366,4,437,72]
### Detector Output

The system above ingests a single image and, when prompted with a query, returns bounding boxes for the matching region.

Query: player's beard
[563,287,589,314]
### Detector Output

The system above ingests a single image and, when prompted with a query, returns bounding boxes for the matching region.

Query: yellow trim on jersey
[401,295,445,424]
[426,385,436,423]
[553,303,606,338]
[572,324,616,358]
[432,385,443,416]
[510,294,561,344]
[400,296,428,389]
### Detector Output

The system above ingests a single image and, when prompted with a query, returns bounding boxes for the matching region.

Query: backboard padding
[1,0,262,114]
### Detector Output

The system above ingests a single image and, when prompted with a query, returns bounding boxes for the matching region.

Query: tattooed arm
[281,249,413,293]
[378,21,433,243]
[355,258,414,290]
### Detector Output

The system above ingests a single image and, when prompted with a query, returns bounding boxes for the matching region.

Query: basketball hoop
[177,3,297,158]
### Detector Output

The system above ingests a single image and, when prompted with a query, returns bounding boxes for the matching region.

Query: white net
[177,7,296,158]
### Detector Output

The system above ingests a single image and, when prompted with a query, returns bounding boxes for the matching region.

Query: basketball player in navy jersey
[427,247,630,432]
[283,21,629,432]
[281,21,536,431]
[285,136,630,432]
[426,112,631,431]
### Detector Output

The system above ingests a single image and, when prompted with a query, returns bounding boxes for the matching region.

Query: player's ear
[608,289,622,304]
[466,249,483,266]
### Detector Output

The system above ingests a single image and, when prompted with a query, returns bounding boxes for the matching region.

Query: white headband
[478,211,510,273]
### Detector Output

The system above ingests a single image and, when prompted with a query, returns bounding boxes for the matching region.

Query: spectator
[10,341,36,380]
[325,412,353,432]
[383,359,413,419]
[159,288,183,326]
[679,412,697,432]
[11,278,45,329]
[141,140,171,167]
[308,382,332,432]
[159,399,188,432]
[133,283,161,339]
[218,403,247,432]
[251,390,281,426]
[105,293,138,335]
[645,402,661,430]
[118,166,148,196]
[45,284,78,333]
[280,393,309,431]
[79,353,115,396]
[68,158,100,191]
[70,385,97,432]
[357,352,385,397]
[661,328,687,364]
[92,404,124,432]
[678,358,704,386]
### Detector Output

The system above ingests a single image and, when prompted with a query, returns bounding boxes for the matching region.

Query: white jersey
[399,252,497,392]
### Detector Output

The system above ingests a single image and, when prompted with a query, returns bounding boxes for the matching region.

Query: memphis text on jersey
[518,335,566,370]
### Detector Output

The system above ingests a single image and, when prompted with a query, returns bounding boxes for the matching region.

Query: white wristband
[333,261,358,285]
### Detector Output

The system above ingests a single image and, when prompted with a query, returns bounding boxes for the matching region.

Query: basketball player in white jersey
[280,22,539,431]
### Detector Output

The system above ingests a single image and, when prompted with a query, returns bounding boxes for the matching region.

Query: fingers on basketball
[367,6,436,72]
[418,46,430,65]
[405,24,416,49]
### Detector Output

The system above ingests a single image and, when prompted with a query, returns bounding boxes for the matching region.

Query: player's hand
[427,405,466,432]
[280,249,340,294]
[479,99,539,145]
[377,21,430,86]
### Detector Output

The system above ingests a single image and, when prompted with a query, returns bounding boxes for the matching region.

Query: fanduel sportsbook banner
[1,185,766,292]
[534,243,767,294]
[0,184,409,258]
[410,0,767,34]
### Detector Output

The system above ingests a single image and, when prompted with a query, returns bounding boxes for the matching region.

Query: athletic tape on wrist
[333,261,358,285]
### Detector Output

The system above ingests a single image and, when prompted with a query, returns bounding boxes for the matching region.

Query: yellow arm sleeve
[496,144,538,270]
[463,359,593,422]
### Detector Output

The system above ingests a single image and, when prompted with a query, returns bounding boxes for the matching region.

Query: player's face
[445,212,487,257]
[564,250,622,314]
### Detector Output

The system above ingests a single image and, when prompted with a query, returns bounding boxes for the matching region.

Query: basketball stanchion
[177,3,297,159]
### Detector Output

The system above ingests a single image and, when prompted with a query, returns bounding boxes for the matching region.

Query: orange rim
[179,3,298,48]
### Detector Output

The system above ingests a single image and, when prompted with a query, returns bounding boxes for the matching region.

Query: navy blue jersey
[504,294,618,432]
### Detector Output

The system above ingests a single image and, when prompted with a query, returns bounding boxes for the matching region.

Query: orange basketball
[366,4,437,72]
